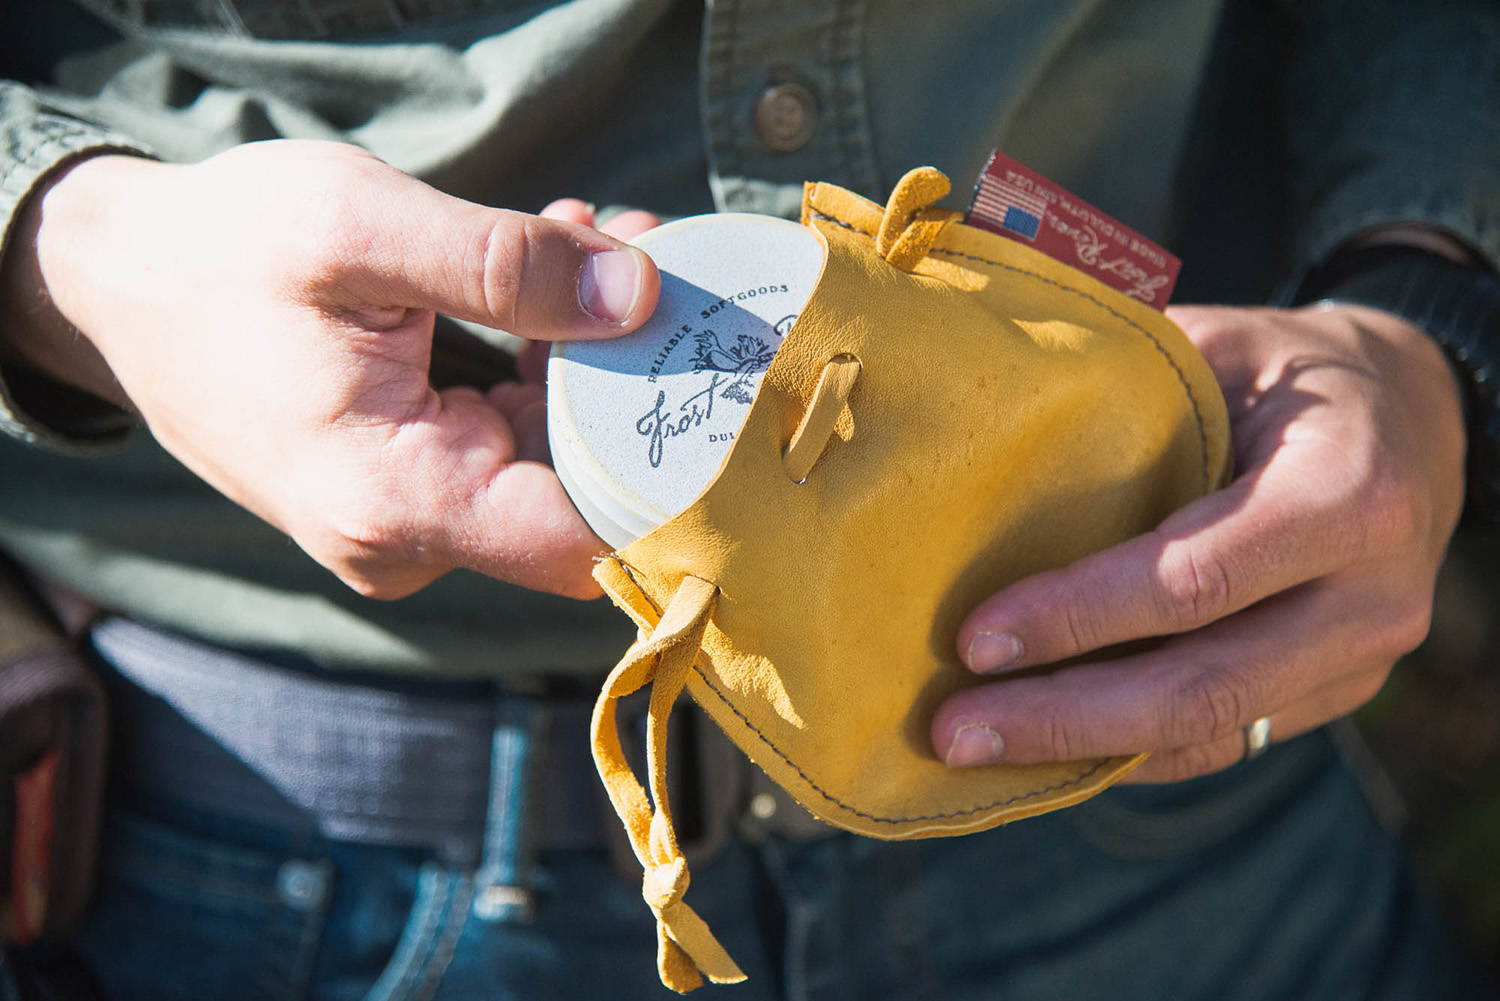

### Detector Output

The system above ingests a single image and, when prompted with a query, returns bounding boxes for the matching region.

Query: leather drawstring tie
[783,354,862,483]
[875,166,960,272]
[591,575,743,993]
[590,359,865,991]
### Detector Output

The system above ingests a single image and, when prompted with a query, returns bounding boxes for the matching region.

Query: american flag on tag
[965,151,1181,310]
[970,172,1049,241]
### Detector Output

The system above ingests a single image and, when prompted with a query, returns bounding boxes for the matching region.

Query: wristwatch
[1298,244,1500,526]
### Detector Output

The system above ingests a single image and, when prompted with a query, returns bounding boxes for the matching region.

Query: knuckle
[1358,475,1424,554]
[478,213,532,331]
[1155,541,1234,630]
[316,525,426,602]
[1059,592,1101,657]
[281,184,370,289]
[314,479,423,571]
[329,504,411,561]
[336,569,411,602]
[1384,597,1434,658]
[1166,669,1252,746]
[1348,672,1391,711]
[1150,742,1236,783]
[1040,706,1083,761]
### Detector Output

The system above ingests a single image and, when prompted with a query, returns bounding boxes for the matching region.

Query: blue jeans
[76,636,1490,1000]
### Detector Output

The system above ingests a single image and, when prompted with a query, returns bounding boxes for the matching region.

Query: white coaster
[548,214,826,549]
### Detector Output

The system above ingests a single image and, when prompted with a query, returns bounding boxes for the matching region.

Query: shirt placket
[701,0,880,219]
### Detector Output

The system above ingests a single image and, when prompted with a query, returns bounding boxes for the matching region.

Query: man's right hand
[0,139,660,600]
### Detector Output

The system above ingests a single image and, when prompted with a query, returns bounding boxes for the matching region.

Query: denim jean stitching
[105,820,287,906]
[106,865,282,908]
[407,875,475,1001]
[90,854,326,998]
[360,864,457,1001]
[283,868,332,1000]
[757,837,813,1001]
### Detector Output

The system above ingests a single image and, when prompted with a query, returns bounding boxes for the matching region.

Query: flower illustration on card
[689,330,778,404]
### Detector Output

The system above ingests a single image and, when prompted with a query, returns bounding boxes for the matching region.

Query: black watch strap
[1297,245,1500,525]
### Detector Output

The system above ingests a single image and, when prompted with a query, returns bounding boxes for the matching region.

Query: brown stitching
[690,662,1112,824]
[810,209,876,238]
[807,208,1212,491]
[614,202,1172,822]
[614,560,1114,822]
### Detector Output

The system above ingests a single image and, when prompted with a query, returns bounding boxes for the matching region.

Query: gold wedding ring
[1243,716,1273,761]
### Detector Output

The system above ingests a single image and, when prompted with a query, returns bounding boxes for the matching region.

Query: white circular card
[548,213,826,548]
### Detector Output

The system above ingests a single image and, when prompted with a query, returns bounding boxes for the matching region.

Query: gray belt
[90,618,827,874]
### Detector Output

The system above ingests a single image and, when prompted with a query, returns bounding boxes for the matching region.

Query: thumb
[339,173,659,340]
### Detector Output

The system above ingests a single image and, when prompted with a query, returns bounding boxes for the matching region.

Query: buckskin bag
[588,167,1233,991]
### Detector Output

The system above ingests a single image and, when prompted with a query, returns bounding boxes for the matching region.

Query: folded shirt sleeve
[1280,0,1500,274]
[0,80,153,453]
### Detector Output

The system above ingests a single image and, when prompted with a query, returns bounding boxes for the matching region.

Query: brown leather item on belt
[0,557,106,945]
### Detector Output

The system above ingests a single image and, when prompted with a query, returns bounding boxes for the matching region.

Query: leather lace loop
[590,575,746,992]
[783,354,862,483]
[876,166,961,271]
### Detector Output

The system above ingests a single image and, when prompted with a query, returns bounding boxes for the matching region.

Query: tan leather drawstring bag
[589,167,1232,991]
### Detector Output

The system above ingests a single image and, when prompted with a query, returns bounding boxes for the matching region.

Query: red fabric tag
[965,151,1180,310]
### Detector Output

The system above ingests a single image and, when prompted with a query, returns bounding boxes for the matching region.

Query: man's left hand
[933,303,1467,782]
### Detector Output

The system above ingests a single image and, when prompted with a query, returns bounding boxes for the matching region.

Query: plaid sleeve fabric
[0,81,151,453]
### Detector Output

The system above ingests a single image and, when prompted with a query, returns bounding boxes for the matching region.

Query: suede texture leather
[589,168,1232,991]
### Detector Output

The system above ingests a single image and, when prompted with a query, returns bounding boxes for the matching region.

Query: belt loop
[471,688,545,923]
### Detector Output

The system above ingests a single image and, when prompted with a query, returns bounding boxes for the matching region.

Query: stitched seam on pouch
[693,665,1112,823]
[609,559,1114,822]
[808,209,1211,491]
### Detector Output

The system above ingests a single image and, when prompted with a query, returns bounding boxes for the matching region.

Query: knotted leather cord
[783,168,951,481]
[590,574,746,992]
[783,355,862,483]
[876,166,961,272]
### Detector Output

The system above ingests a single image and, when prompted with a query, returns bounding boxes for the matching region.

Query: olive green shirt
[0,0,1495,675]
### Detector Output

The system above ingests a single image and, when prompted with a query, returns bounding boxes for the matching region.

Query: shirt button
[755,82,817,153]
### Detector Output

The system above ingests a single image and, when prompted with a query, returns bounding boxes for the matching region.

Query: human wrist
[0,152,155,408]
[1297,244,1500,524]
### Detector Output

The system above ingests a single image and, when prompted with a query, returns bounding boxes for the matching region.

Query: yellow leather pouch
[589,168,1232,991]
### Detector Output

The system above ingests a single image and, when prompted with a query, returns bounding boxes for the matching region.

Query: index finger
[935,576,1390,767]
[956,449,1362,674]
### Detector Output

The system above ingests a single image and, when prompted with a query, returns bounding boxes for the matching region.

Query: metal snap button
[754,82,817,153]
[276,859,331,911]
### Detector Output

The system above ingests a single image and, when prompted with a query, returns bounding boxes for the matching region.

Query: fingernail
[945,721,1005,768]
[579,249,644,324]
[965,630,1023,673]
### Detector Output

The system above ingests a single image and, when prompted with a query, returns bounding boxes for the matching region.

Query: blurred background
[1357,525,1500,982]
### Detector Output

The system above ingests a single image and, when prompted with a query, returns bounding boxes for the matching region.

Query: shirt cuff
[0,104,153,453]
[1298,177,1498,282]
